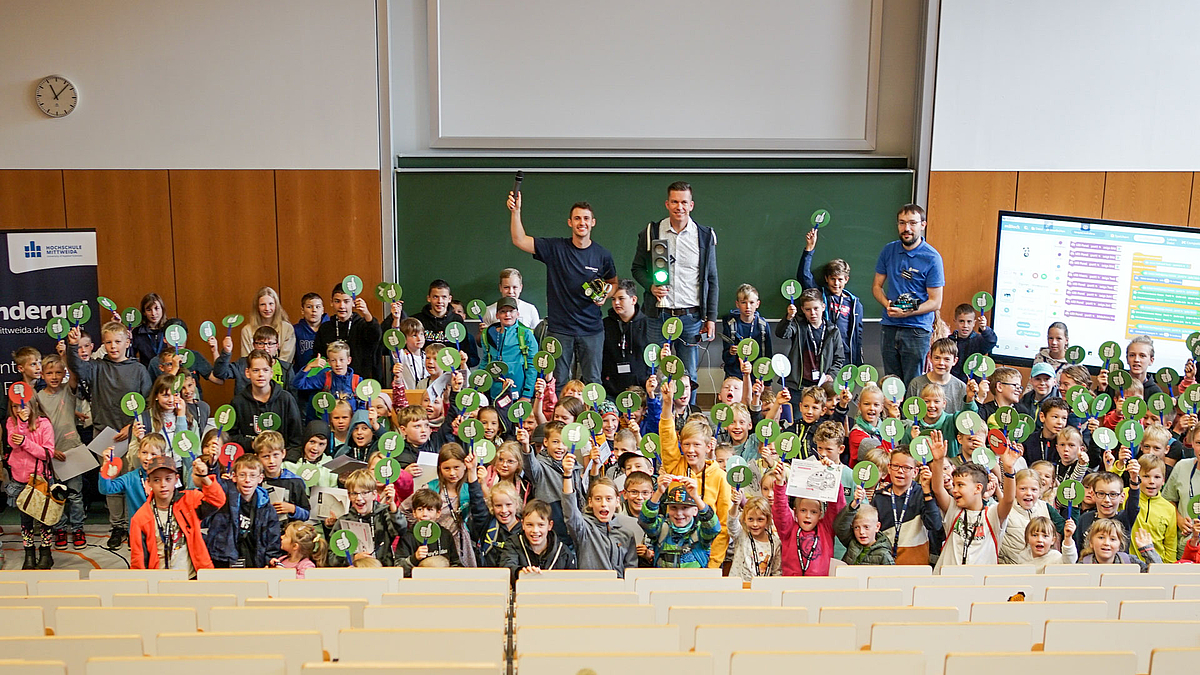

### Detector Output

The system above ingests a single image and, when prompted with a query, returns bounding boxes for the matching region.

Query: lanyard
[686,464,708,502]
[889,485,913,554]
[153,505,175,569]
[796,529,819,575]
[959,509,982,566]
[748,532,774,577]
[805,325,824,360]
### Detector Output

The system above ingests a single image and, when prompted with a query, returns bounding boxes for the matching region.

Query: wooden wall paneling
[1101,171,1192,226]
[0,169,66,230]
[926,171,1017,318]
[1014,171,1106,218]
[63,170,176,316]
[1190,172,1200,228]
[274,170,382,314]
[169,169,279,407]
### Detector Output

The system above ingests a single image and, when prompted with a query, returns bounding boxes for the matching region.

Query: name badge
[617,363,632,374]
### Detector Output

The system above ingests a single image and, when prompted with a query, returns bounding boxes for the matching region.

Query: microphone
[513,171,524,197]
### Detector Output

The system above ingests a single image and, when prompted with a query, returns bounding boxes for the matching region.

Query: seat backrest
[515,625,677,656]
[1104,572,1200,590]
[872,622,1033,675]
[517,569,617,580]
[157,580,269,604]
[338,629,504,665]
[1044,586,1170,617]
[984,574,1091,597]
[0,659,64,675]
[867,575,973,603]
[276,578,388,605]
[514,604,655,629]
[245,598,369,629]
[517,653,710,675]
[0,581,29,596]
[750,576,861,601]
[819,606,958,648]
[112,593,237,631]
[157,630,322,675]
[669,606,812,650]
[729,650,924,675]
[948,564,1036,584]
[56,606,195,654]
[834,564,931,581]
[0,607,44,637]
[632,577,744,603]
[1044,620,1200,673]
[196,568,294,595]
[302,665,501,675]
[0,596,98,630]
[515,578,627,595]
[912,585,1034,620]
[1149,647,1200,675]
[362,604,507,631]
[395,578,509,595]
[381,592,509,606]
[89,569,188,592]
[781,588,904,611]
[85,655,286,675]
[623,567,720,590]
[513,592,639,606]
[969,601,1107,642]
[1119,599,1200,621]
[648,590,772,622]
[1043,563,1140,583]
[411,567,511,581]
[695,624,856,675]
[0,571,79,584]
[209,606,351,659]
[37,580,148,605]
[0,636,141,675]
[304,567,405,588]
[943,651,1138,675]
[1176,585,1200,600]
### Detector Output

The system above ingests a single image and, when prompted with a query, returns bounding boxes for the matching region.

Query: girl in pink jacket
[770,458,846,576]
[6,397,58,569]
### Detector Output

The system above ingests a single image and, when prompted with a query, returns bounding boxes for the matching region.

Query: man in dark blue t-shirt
[508,191,617,389]
[872,203,945,384]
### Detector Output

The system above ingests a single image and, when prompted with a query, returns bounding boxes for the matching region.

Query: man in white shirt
[480,268,542,330]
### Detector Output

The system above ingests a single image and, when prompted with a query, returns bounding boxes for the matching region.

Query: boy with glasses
[869,449,942,565]
[1072,468,1141,552]
[979,366,1030,421]
[214,325,295,397]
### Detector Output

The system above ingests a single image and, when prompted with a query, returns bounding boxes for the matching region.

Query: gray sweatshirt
[562,483,637,577]
[35,387,84,451]
[68,344,153,434]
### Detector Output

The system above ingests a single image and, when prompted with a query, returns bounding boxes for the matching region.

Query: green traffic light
[653,269,669,284]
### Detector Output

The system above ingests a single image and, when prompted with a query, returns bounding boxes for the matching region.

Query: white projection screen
[992,211,1200,369]
[427,0,882,149]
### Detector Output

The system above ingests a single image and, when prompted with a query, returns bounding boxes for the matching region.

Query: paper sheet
[785,458,842,502]
[52,444,100,481]
[336,518,374,555]
[312,487,349,519]
[324,454,367,476]
[413,451,439,489]
[266,485,290,521]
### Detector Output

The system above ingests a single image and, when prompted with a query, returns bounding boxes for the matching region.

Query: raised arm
[508,192,536,254]
[928,430,952,513]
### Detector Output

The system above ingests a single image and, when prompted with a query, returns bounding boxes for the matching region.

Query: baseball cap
[662,484,697,507]
[1030,363,1056,379]
[496,297,518,311]
[146,455,179,477]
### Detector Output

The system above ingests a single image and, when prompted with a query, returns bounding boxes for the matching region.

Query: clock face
[35,76,77,118]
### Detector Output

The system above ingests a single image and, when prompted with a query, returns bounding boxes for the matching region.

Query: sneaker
[54,530,69,550]
[73,530,87,550]
[106,528,127,549]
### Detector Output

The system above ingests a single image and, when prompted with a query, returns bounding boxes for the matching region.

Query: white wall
[0,0,380,169]
[932,0,1200,171]
[390,0,922,157]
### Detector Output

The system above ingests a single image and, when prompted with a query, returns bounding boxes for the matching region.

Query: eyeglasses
[1094,491,1122,501]
[898,219,924,226]
[253,341,278,347]
[995,381,1021,389]
[625,490,654,498]
[348,491,374,498]
[888,464,916,472]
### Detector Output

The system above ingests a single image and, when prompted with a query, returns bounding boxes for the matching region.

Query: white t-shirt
[154,506,195,577]
[999,500,1050,564]
[935,502,1006,572]
[481,299,542,330]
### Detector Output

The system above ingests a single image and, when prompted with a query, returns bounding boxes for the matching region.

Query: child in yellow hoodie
[1131,454,1176,563]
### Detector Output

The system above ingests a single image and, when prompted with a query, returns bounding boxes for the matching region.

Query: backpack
[481,324,534,372]
[324,371,362,402]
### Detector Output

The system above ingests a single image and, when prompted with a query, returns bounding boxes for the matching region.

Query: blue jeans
[56,475,86,532]
[880,325,931,385]
[549,331,605,390]
[647,312,702,405]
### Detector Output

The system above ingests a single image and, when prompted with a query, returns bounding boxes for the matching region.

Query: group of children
[3,251,1199,579]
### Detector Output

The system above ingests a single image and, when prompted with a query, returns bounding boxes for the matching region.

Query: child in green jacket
[834,486,895,565]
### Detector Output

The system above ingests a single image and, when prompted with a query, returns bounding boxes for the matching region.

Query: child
[369,395,397,435]
[560,452,638,575]
[787,386,849,461]
[1023,363,1060,411]
[949,303,996,382]
[416,280,479,364]
[322,469,405,566]
[214,326,295,397]
[130,374,197,464]
[520,420,586,546]
[728,496,780,580]
[229,349,304,452]
[660,381,732,567]
[328,400,354,457]
[6,395,56,568]
[913,383,975,458]
[1026,515,1076,571]
[35,354,87,551]
[99,433,168,541]
[769,457,845,576]
[999,469,1066,564]
[1022,398,1072,465]
[293,340,365,412]
[724,403,761,464]
[1182,518,1200,564]
[928,430,1019,571]
[869,449,942,565]
[393,318,428,391]
[313,282,384,382]
[799,230,864,366]
[130,455,225,574]
[394,405,449,469]
[1054,427,1093,483]
[339,409,376,462]
[907,338,977,416]
[481,297,539,403]
[293,292,326,367]
[622,471,657,567]
[639,476,721,568]
[1030,460,1057,502]
[270,520,327,578]
[129,292,170,365]
[814,422,853,504]
[68,322,153,548]
[1072,468,1141,552]
[397,487,460,574]
[481,441,528,505]
[198,429,225,481]
[500,499,576,579]
[776,288,845,395]
[835,488,895,565]
[1162,426,1200,559]
[978,366,1030,421]
[421,443,479,567]
[849,383,889,465]
[240,287,296,362]
[1131,454,1176,563]
[601,278,654,397]
[471,481,522,567]
[203,455,283,568]
[1033,321,1069,375]
[1079,518,1160,571]
[477,406,506,445]
[253,431,312,523]
[722,284,774,379]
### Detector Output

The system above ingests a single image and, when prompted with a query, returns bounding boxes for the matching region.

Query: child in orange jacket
[130,455,225,576]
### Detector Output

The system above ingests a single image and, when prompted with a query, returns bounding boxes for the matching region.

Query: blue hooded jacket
[202,480,283,567]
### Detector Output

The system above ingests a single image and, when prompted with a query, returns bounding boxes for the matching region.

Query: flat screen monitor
[992,211,1200,369]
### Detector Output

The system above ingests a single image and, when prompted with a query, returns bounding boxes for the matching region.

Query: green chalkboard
[395,164,912,320]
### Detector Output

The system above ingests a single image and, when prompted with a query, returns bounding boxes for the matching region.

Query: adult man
[872,204,945,384]
[631,182,719,403]
[313,283,383,381]
[508,191,616,388]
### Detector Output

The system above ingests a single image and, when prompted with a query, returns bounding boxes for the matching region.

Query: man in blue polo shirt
[508,191,617,389]
[872,204,945,384]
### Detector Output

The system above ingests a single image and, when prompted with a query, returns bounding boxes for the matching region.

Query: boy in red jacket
[130,455,225,577]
